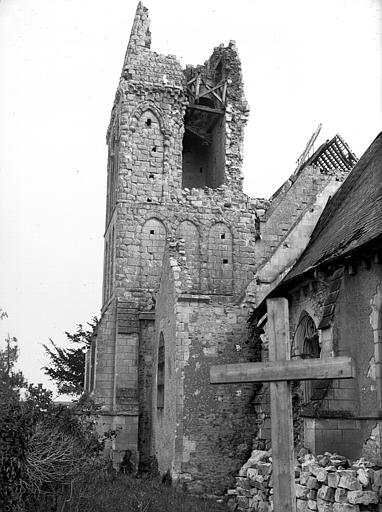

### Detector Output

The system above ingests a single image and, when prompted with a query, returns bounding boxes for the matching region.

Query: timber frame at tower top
[186,70,227,110]
[184,65,227,146]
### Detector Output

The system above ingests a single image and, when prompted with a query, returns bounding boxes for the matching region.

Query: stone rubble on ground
[226,449,382,512]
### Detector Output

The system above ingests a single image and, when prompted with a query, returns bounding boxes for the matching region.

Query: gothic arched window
[295,312,320,401]
[157,332,165,410]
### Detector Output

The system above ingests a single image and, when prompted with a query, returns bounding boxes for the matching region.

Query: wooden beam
[198,78,223,105]
[210,356,355,384]
[212,89,223,103]
[198,81,225,98]
[267,298,296,512]
[195,74,201,100]
[185,125,211,144]
[188,104,225,115]
[222,82,227,103]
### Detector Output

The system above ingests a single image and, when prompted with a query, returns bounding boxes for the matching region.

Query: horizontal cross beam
[187,103,225,115]
[210,356,355,385]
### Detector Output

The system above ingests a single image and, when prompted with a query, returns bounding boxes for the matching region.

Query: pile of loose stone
[227,449,382,512]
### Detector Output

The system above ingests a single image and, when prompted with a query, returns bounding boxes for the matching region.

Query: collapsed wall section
[182,42,249,192]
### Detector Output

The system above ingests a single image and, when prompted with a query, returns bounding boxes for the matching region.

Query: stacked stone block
[228,450,382,512]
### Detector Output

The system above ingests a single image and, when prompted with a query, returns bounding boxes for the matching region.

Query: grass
[76,473,229,512]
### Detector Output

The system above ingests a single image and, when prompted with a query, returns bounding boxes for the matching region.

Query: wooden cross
[210,297,355,512]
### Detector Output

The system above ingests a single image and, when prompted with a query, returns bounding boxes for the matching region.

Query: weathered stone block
[317,469,329,484]
[247,468,259,480]
[238,467,248,477]
[307,477,320,490]
[297,498,309,512]
[318,456,331,467]
[317,486,335,502]
[317,498,333,512]
[310,464,322,477]
[355,468,369,486]
[347,490,378,505]
[328,473,341,488]
[332,504,359,512]
[301,471,311,485]
[308,499,318,510]
[338,470,357,479]
[296,484,310,499]
[338,475,361,491]
[236,487,252,497]
[308,490,318,500]
[334,488,348,503]
[236,477,251,490]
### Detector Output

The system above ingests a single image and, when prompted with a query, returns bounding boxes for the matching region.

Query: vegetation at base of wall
[0,320,226,512]
[0,318,107,511]
[56,472,229,512]
[0,383,107,511]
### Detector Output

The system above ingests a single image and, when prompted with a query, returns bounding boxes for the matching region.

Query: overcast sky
[0,0,381,395]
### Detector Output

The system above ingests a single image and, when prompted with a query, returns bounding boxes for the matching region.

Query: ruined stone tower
[85,2,353,493]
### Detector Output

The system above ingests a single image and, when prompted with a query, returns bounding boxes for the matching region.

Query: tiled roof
[280,132,382,285]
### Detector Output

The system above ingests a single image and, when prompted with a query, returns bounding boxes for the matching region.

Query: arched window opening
[295,312,320,401]
[157,333,165,410]
[301,316,320,359]
[182,100,225,189]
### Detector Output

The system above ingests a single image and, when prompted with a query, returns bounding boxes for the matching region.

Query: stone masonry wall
[153,239,192,476]
[137,315,155,469]
[248,260,382,462]
[179,299,257,494]
[258,165,345,271]
[150,237,259,493]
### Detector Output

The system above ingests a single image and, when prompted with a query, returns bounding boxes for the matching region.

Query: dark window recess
[157,333,165,410]
[146,118,152,127]
[220,234,225,239]
[223,259,229,264]
[182,100,226,189]
[150,230,155,235]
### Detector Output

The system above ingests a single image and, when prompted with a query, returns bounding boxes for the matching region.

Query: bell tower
[91,2,187,468]
[88,2,257,475]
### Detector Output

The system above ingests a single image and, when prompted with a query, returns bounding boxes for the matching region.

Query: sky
[0,0,381,395]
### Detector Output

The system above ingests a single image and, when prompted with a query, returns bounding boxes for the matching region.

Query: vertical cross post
[267,297,296,512]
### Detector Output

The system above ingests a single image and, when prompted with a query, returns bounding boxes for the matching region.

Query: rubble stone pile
[227,449,382,512]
